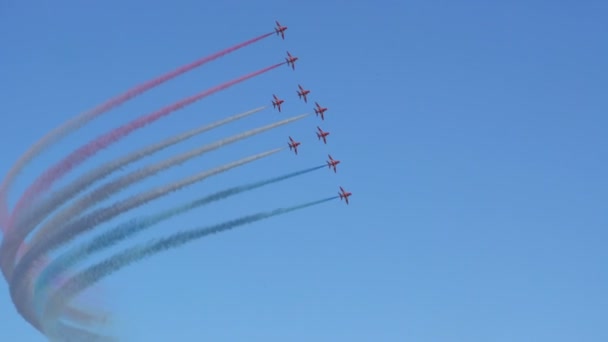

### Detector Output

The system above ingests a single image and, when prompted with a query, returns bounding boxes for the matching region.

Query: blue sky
[1,0,607,341]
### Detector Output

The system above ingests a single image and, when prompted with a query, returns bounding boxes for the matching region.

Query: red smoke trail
[0,31,274,233]
[6,62,285,231]
[0,204,7,232]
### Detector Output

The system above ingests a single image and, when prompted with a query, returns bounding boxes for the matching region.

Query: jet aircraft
[314,102,328,120]
[327,155,340,172]
[272,94,284,112]
[339,186,352,204]
[275,21,287,39]
[288,136,301,154]
[316,126,330,144]
[297,84,310,102]
[286,51,298,70]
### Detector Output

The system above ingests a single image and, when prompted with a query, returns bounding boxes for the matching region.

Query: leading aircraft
[327,154,340,172]
[314,102,328,120]
[297,84,310,102]
[272,94,284,112]
[339,186,352,204]
[316,126,330,144]
[275,21,288,39]
[286,51,298,70]
[288,136,301,155]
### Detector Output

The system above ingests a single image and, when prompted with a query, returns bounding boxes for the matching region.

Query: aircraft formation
[0,20,355,340]
[273,21,352,205]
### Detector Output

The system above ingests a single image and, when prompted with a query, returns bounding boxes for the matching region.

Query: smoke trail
[1,249,109,334]
[0,31,274,230]
[1,72,283,324]
[9,148,282,325]
[27,114,307,251]
[0,204,7,230]
[42,196,338,325]
[11,106,266,242]
[0,109,294,332]
[46,321,119,342]
[6,61,285,232]
[1,31,275,337]
[61,304,110,327]
[27,254,111,326]
[34,165,325,305]
[0,107,278,280]
[0,107,267,279]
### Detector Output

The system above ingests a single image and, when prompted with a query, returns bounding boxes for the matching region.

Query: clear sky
[1,0,607,341]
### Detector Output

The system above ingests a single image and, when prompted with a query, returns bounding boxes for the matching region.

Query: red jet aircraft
[288,136,301,155]
[327,154,340,172]
[339,186,352,204]
[286,51,298,70]
[297,84,310,102]
[272,94,284,112]
[314,102,328,120]
[275,21,288,39]
[316,126,330,144]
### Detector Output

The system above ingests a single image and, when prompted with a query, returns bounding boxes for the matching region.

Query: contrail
[1,79,282,324]
[11,105,266,238]
[6,61,285,232]
[9,148,283,326]
[4,111,293,333]
[60,304,110,327]
[0,106,276,280]
[1,31,277,337]
[4,235,109,332]
[0,31,274,229]
[45,321,120,342]
[0,202,6,230]
[41,196,339,326]
[28,114,307,252]
[34,164,326,304]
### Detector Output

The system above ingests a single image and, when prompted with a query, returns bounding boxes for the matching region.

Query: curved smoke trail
[0,65,283,325]
[1,246,108,333]
[34,165,326,308]
[12,106,266,247]
[28,114,307,251]
[5,232,109,332]
[61,304,110,326]
[42,196,338,327]
[9,148,283,327]
[0,203,6,231]
[8,247,111,331]
[0,31,274,229]
[6,62,285,232]
[0,106,271,281]
[0,30,276,339]
[46,321,119,342]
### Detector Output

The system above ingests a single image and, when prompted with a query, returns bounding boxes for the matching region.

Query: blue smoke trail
[33,165,325,313]
[11,106,267,250]
[41,196,339,325]
[9,148,282,331]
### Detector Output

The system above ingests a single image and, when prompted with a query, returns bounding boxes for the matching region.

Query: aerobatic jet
[297,84,310,102]
[286,51,298,70]
[272,94,284,112]
[314,102,328,120]
[339,186,352,204]
[327,155,340,172]
[288,136,301,155]
[275,21,288,39]
[316,126,330,144]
